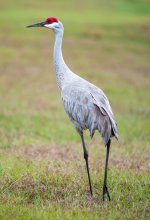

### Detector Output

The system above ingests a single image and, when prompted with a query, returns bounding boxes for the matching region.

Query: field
[0,0,150,219]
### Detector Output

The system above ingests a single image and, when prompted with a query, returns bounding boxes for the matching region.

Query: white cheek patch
[44,22,57,29]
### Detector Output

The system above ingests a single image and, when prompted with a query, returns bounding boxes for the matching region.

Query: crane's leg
[103,139,111,201]
[80,132,93,196]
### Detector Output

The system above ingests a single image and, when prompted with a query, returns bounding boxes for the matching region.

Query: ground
[0,0,150,219]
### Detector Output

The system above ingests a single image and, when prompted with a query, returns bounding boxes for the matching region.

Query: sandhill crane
[27,17,118,201]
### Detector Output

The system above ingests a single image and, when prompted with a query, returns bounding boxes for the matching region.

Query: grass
[0,0,150,219]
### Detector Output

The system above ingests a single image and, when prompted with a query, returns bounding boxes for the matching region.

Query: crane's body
[27,17,118,201]
[62,77,118,144]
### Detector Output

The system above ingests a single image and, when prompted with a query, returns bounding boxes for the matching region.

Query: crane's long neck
[53,31,72,90]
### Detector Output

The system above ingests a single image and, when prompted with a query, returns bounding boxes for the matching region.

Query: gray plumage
[62,77,118,145]
[27,17,118,200]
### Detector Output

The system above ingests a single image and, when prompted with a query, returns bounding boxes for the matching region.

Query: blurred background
[0,0,149,219]
[0,0,149,145]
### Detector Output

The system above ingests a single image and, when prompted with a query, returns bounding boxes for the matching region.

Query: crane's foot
[103,184,111,201]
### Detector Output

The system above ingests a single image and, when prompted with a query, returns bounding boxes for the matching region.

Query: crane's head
[27,17,64,34]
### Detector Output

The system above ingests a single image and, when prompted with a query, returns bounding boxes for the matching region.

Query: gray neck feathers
[53,31,73,90]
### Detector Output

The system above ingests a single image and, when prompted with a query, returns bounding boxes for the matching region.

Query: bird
[27,17,118,201]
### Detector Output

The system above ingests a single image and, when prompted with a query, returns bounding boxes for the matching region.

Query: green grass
[0,0,150,219]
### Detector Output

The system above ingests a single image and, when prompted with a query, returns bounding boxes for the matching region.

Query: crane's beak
[26,21,45,28]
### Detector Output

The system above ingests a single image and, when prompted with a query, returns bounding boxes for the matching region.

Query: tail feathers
[111,122,119,141]
[90,104,118,146]
[91,105,112,145]
[98,115,112,146]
